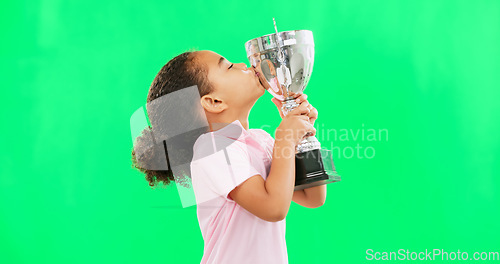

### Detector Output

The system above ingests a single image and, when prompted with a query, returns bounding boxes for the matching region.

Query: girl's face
[196,50,266,113]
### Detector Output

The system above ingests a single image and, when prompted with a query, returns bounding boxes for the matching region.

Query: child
[132,50,325,264]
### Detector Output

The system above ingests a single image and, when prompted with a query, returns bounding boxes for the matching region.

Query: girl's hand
[275,101,316,146]
[271,93,318,125]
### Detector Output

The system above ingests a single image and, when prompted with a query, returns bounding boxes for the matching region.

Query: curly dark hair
[131,51,214,188]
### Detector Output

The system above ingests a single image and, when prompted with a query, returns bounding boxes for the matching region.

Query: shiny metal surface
[245,29,319,152]
[245,30,315,101]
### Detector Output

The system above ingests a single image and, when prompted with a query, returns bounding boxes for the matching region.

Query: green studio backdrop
[1,0,499,263]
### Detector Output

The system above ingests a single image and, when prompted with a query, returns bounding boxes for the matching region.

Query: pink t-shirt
[190,119,288,264]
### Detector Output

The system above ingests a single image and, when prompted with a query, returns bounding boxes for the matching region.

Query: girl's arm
[229,138,296,222]
[292,185,327,208]
[272,93,326,208]
[228,102,314,222]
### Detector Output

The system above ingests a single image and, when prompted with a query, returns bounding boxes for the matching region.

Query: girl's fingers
[271,97,285,118]
[301,119,317,137]
[309,107,318,124]
[287,101,311,116]
[271,97,282,107]
[294,93,308,103]
[307,104,317,115]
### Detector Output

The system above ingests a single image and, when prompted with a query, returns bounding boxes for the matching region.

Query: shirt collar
[212,119,250,141]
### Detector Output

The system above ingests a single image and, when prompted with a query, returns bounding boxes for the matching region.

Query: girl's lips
[251,67,266,89]
[256,72,266,89]
[251,66,259,76]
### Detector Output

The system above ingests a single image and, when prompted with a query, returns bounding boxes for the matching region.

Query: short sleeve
[263,130,275,147]
[191,134,261,203]
[253,129,275,151]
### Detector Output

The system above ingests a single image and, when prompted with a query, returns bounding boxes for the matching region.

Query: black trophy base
[294,149,341,191]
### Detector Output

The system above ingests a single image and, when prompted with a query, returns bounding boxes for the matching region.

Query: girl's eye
[228,64,233,70]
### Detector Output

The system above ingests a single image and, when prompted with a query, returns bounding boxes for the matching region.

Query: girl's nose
[235,63,248,70]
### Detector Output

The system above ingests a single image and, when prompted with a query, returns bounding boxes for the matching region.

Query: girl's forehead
[197,50,224,66]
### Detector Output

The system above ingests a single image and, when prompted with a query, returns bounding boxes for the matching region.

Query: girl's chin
[256,79,267,93]
[251,87,266,102]
[254,82,266,96]
[259,85,266,95]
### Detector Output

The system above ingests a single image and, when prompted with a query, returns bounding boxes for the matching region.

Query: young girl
[132,50,326,264]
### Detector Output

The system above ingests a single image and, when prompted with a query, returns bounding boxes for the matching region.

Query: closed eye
[228,63,234,70]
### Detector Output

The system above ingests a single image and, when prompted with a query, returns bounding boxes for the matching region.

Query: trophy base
[294,149,341,191]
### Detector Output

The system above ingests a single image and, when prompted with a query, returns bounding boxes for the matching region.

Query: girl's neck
[205,105,253,132]
[207,112,250,132]
[209,118,249,132]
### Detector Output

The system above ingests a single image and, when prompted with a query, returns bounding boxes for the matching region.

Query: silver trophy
[245,19,341,190]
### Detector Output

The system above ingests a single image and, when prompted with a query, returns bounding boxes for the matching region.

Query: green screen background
[1,0,499,263]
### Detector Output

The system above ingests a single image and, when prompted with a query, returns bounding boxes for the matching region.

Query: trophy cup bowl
[245,29,341,190]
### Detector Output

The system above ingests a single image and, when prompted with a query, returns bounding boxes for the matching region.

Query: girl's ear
[200,94,228,113]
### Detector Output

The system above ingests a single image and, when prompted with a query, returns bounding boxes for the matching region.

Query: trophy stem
[281,99,321,153]
[281,98,299,116]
